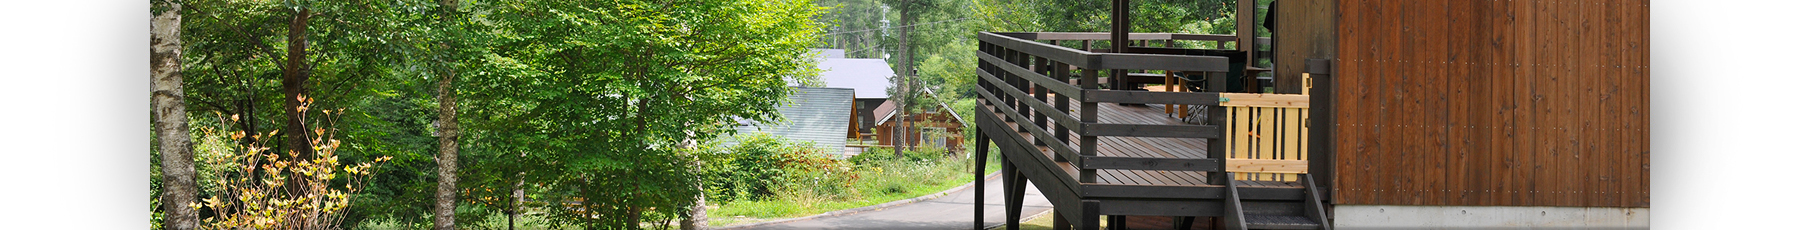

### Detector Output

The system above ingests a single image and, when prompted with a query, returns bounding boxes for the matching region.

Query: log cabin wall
[874,112,967,152]
[1330,0,1648,208]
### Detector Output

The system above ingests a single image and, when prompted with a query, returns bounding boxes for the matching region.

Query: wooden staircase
[1220,174,1330,230]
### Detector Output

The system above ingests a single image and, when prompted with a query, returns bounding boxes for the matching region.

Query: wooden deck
[992,102,1318,188]
[975,31,1330,230]
[995,102,1218,186]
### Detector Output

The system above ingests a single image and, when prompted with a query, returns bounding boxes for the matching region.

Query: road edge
[716,171,1004,229]
[983,208,1055,230]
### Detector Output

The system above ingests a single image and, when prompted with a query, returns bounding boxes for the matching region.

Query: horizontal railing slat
[1080,156,1221,172]
[976,51,1083,98]
[973,77,1081,134]
[979,32,1093,68]
[1083,90,1221,105]
[1096,53,1231,72]
[991,32,1271,46]
[985,100,1083,167]
[1081,123,1221,139]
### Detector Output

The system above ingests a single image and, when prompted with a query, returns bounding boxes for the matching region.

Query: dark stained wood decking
[991,102,1236,186]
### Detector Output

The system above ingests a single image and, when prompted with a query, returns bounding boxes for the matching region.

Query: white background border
[0,0,1794,228]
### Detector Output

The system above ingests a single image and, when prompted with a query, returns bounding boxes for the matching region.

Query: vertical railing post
[1208,71,1231,185]
[1079,66,1099,184]
[1033,56,1050,146]
[1008,49,1030,133]
[1305,58,1334,200]
[1053,61,1072,163]
[1008,48,1022,124]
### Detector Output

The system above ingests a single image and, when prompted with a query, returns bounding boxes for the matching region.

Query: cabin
[871,87,969,153]
[972,0,1649,229]
[723,87,854,154]
[815,49,897,141]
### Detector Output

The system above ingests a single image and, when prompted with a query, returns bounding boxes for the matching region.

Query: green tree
[176,0,455,228]
[428,1,469,229]
[472,0,826,228]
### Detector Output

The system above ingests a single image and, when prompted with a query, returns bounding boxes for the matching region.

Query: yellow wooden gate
[1220,74,1313,181]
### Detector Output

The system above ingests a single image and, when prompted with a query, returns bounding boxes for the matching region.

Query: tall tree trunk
[434,67,460,230]
[510,171,524,230]
[893,1,913,157]
[680,136,706,230]
[151,1,197,229]
[279,8,314,211]
[681,189,706,230]
[433,1,462,229]
[282,8,314,160]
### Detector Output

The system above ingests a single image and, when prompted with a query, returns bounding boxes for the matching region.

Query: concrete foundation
[1331,205,1648,229]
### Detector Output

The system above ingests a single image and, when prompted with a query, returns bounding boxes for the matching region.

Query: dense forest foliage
[151,0,1254,229]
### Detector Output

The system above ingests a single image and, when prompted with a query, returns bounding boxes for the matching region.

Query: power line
[821,17,972,36]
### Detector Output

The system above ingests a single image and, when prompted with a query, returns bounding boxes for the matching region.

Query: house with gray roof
[721,87,854,155]
[812,49,896,140]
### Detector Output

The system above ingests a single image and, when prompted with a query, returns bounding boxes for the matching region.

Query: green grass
[708,153,1002,227]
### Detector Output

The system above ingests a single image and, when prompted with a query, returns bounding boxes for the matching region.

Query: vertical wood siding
[1275,0,1339,94]
[1332,0,1648,208]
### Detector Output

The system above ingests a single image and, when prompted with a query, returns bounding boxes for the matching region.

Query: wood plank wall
[1331,0,1648,208]
[1274,0,1338,94]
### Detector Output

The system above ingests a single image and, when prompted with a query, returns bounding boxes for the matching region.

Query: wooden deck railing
[977,32,1234,184]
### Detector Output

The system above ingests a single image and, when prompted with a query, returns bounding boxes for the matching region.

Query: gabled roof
[818,58,895,99]
[871,100,897,123]
[872,87,966,127]
[723,87,854,152]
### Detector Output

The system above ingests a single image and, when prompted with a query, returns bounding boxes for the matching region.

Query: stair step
[1243,215,1320,230]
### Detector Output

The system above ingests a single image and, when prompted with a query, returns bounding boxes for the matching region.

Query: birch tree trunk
[433,1,462,229]
[433,67,460,230]
[680,136,706,230]
[151,1,197,229]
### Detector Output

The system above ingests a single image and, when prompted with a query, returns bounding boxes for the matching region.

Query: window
[857,101,865,109]
[922,127,947,148]
[925,104,938,113]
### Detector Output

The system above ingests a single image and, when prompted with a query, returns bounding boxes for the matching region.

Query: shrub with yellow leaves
[193,98,390,230]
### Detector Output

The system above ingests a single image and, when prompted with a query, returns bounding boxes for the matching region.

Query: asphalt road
[735,176,1054,230]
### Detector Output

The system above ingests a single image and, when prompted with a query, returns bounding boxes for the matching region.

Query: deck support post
[1109,0,1131,90]
[1081,200,1101,230]
[1305,58,1335,201]
[1054,213,1072,230]
[1236,0,1258,92]
[975,131,990,230]
[1175,216,1196,230]
[1002,155,1022,230]
[1008,170,1027,223]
